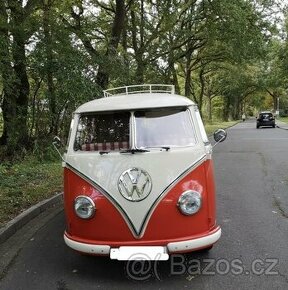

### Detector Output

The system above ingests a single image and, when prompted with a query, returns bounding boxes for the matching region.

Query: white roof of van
[75,93,196,113]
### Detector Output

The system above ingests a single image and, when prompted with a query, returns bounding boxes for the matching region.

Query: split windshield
[74,108,196,152]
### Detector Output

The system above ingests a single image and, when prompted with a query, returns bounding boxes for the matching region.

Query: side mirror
[52,136,64,161]
[52,136,62,148]
[213,129,227,144]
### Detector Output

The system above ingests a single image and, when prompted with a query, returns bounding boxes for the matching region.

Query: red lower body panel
[63,159,219,253]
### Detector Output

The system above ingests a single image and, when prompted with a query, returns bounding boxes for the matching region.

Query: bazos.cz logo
[125,255,279,281]
[170,255,279,276]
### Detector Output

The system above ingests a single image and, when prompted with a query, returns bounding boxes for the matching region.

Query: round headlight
[74,196,95,219]
[178,190,202,215]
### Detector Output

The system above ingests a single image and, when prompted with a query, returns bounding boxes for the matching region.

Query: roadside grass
[204,120,239,135]
[279,117,288,124]
[0,119,239,227]
[0,156,62,227]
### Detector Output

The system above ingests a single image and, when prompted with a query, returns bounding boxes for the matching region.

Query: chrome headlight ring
[178,190,202,215]
[74,195,96,219]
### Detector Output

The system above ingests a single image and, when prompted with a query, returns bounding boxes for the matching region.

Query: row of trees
[0,0,287,156]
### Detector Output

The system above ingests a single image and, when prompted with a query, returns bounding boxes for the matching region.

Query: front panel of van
[63,105,220,256]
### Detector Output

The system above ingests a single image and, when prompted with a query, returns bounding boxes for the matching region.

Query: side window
[194,108,209,144]
[74,112,130,151]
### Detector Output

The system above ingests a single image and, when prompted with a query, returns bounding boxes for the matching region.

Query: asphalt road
[1,119,288,290]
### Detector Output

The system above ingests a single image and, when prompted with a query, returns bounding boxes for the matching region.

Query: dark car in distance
[256,112,275,129]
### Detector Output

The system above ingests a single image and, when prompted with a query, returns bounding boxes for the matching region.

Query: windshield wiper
[99,151,110,155]
[120,148,150,154]
[159,146,170,151]
[145,146,170,151]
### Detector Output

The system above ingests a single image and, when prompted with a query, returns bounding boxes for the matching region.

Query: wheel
[256,125,260,129]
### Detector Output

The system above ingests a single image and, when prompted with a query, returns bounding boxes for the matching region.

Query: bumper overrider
[64,226,221,260]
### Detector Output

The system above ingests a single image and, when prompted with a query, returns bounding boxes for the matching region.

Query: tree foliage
[0,0,286,157]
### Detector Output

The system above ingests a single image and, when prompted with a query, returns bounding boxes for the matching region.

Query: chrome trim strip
[65,154,207,238]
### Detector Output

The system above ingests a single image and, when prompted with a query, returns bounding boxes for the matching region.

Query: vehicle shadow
[66,249,213,285]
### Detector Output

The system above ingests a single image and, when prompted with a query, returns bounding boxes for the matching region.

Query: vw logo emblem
[118,168,152,202]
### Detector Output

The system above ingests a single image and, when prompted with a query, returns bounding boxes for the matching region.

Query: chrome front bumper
[64,227,221,260]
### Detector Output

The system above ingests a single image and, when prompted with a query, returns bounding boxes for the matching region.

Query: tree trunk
[207,96,212,122]
[121,13,130,82]
[29,78,42,138]
[135,54,145,84]
[273,94,278,111]
[198,67,205,115]
[130,6,145,84]
[184,49,192,98]
[96,0,126,89]
[167,51,180,94]
[0,0,30,152]
[265,89,279,112]
[233,96,240,120]
[8,0,30,151]
[43,0,58,135]
[223,95,230,121]
[0,0,13,146]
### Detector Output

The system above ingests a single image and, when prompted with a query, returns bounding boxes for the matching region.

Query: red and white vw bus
[62,84,226,260]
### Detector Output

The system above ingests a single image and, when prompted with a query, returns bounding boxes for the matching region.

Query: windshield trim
[72,107,198,153]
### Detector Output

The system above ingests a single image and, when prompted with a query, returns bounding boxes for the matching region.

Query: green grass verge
[204,120,239,135]
[279,117,288,124]
[0,157,62,227]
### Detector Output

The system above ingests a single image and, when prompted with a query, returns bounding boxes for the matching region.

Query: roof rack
[103,84,175,97]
